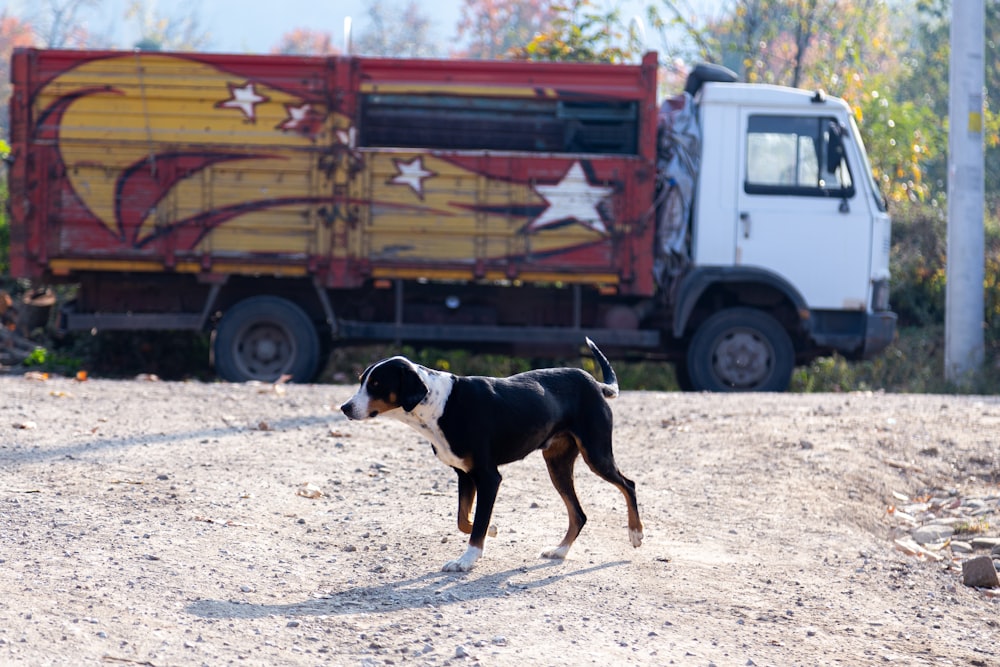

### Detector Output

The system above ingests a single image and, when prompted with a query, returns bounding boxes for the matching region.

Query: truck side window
[744,115,854,198]
[360,94,639,155]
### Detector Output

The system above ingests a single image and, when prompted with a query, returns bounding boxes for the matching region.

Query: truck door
[735,112,871,311]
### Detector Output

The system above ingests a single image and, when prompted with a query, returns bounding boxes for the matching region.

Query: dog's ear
[399,367,428,412]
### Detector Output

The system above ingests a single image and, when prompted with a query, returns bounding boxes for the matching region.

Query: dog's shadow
[186,560,629,620]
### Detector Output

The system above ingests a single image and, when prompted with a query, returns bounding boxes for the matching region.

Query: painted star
[277,103,324,138]
[388,157,435,198]
[528,162,613,233]
[217,82,268,121]
[278,103,312,129]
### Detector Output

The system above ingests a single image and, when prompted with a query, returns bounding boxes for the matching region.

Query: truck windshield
[849,115,888,213]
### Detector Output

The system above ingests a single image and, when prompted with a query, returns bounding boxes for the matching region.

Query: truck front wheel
[213,296,320,383]
[686,308,794,392]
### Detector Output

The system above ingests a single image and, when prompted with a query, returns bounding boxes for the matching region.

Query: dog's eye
[369,379,380,388]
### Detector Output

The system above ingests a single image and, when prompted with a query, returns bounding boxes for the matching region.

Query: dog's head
[340,356,429,420]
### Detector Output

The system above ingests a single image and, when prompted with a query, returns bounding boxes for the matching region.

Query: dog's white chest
[390,371,469,472]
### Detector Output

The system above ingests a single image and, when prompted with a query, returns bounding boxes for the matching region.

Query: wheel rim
[711,328,773,389]
[233,321,297,381]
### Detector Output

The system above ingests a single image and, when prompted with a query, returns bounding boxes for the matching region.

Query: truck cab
[667,77,895,390]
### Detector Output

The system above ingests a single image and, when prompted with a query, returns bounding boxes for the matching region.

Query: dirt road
[1,375,998,666]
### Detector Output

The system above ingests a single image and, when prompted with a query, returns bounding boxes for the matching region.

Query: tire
[212,296,320,383]
[686,308,794,392]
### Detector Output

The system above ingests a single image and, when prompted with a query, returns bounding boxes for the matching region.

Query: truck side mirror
[826,123,845,174]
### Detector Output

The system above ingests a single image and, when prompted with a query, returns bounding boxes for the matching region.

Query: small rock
[287,620,300,628]
[240,585,253,593]
[455,645,470,659]
[491,636,507,646]
[950,541,973,554]
[962,555,1000,588]
[971,537,1000,550]
[911,524,954,545]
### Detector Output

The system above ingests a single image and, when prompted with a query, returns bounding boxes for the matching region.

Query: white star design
[280,103,312,129]
[528,162,613,233]
[218,82,268,121]
[388,157,434,198]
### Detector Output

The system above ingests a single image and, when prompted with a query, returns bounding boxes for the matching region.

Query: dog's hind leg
[578,438,643,549]
[541,434,587,559]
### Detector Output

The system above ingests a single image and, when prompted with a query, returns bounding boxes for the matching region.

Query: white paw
[442,546,482,572]
[630,528,644,548]
[540,545,570,560]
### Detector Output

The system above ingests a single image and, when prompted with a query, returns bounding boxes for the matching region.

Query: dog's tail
[586,337,619,399]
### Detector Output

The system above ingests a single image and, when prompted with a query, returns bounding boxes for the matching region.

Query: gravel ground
[1,373,999,666]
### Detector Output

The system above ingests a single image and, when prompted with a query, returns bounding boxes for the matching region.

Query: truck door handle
[740,212,751,238]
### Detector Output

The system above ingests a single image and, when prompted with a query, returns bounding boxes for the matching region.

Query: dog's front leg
[455,469,476,534]
[442,468,501,572]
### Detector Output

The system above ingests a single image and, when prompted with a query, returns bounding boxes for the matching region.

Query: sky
[5,0,690,55]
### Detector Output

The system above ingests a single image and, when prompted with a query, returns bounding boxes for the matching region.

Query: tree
[456,0,555,59]
[0,12,36,139]
[272,28,337,55]
[352,0,438,57]
[653,0,934,204]
[509,0,643,63]
[896,0,1000,209]
[23,0,96,48]
[125,0,210,51]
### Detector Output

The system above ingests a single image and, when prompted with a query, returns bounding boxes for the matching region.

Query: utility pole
[945,0,985,385]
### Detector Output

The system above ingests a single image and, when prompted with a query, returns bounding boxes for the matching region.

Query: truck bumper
[808,309,897,360]
[861,310,897,359]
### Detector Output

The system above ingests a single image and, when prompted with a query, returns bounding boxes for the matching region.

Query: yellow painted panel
[42,53,336,258]
[355,151,607,264]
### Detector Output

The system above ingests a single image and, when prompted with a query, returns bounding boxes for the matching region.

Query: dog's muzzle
[340,400,363,420]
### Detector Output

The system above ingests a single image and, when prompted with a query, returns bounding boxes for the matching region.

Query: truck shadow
[185,560,628,620]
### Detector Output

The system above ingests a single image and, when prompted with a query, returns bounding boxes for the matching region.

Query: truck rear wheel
[213,296,320,383]
[686,308,793,392]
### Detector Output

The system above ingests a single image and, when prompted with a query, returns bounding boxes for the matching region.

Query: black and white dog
[340,338,643,572]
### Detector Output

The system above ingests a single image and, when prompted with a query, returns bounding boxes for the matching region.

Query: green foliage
[851,84,942,205]
[881,0,1000,209]
[23,347,47,366]
[887,202,947,327]
[510,0,642,63]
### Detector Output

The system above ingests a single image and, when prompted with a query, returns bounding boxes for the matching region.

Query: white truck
[654,63,895,390]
